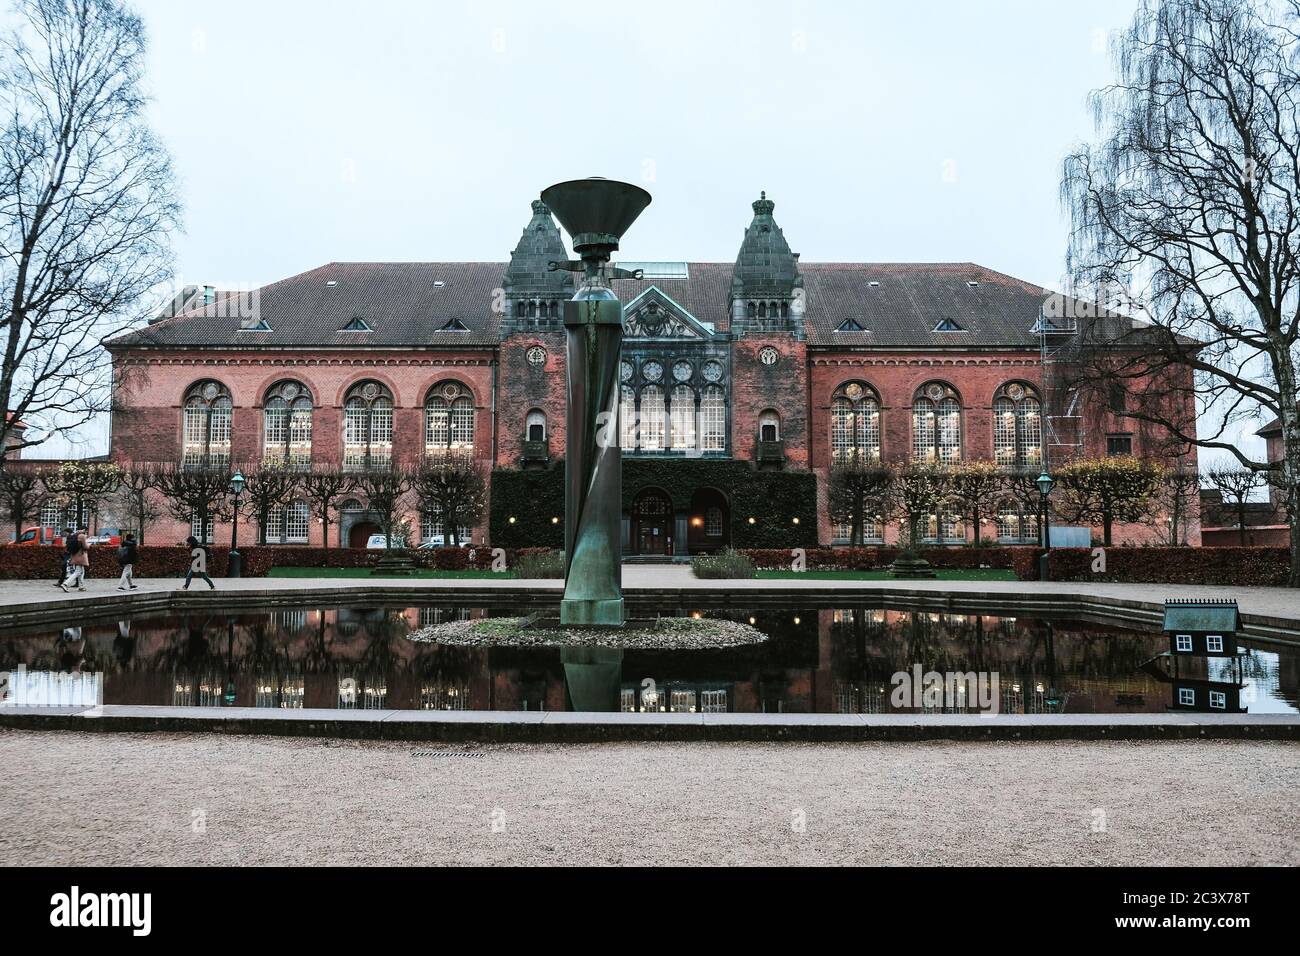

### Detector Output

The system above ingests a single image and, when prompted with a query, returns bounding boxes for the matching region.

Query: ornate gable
[622,286,712,340]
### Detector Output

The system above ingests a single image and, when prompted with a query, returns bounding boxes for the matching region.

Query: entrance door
[348,522,380,549]
[632,491,672,556]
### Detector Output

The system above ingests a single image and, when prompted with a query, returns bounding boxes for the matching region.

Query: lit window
[639,386,665,451]
[700,385,726,452]
[182,380,232,469]
[1206,635,1223,653]
[921,505,965,544]
[995,500,1039,543]
[420,505,471,547]
[1175,634,1193,652]
[620,386,637,450]
[343,381,394,471]
[262,381,313,469]
[992,383,1041,470]
[425,381,475,457]
[670,385,697,451]
[831,382,881,463]
[912,383,961,463]
[1178,688,1195,706]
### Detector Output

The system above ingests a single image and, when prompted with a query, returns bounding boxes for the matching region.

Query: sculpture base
[889,556,937,579]
[560,597,625,628]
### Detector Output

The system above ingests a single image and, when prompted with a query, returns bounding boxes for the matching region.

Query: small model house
[1162,599,1240,657]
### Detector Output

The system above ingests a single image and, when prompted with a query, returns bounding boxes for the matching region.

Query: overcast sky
[38,0,1263,463]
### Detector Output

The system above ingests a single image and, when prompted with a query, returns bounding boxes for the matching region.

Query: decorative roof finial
[752,191,775,215]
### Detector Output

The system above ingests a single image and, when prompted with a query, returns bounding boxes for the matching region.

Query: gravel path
[1,729,1296,866]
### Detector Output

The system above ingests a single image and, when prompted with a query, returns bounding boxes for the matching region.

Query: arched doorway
[687,488,730,554]
[339,498,381,549]
[630,489,673,557]
[348,522,380,549]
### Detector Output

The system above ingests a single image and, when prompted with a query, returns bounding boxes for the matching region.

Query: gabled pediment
[622,286,713,339]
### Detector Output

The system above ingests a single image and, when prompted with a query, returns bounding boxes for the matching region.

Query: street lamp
[228,470,246,579]
[1036,469,1054,581]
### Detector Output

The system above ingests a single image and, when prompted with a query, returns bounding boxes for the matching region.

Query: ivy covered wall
[489,460,819,549]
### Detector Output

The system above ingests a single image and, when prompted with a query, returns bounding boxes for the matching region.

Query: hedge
[488,460,819,549]
[1014,546,1294,587]
[0,545,554,579]
[740,547,1023,571]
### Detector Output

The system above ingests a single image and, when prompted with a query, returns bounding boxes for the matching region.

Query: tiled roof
[108,260,1068,350]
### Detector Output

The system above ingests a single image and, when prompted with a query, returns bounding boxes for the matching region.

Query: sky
[34,0,1264,464]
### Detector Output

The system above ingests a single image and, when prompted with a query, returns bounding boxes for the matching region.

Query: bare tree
[1207,465,1271,544]
[891,463,950,551]
[114,461,161,542]
[948,461,1006,546]
[154,463,230,544]
[352,467,412,549]
[43,459,120,530]
[0,0,178,463]
[299,466,354,550]
[0,462,47,538]
[410,454,486,547]
[1157,460,1203,545]
[239,463,300,545]
[1061,0,1300,582]
[827,458,894,546]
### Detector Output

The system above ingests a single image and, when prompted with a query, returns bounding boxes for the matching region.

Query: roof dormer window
[933,318,964,332]
[837,317,866,332]
[238,319,272,332]
[440,318,471,332]
[342,317,372,332]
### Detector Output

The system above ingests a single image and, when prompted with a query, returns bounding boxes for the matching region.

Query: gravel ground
[1,729,1296,866]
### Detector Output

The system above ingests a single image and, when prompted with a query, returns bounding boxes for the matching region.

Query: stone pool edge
[1,706,1297,742]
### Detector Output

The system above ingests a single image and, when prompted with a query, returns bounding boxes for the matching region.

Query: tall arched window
[525,409,546,443]
[922,503,966,544]
[343,381,394,471]
[996,498,1039,543]
[912,382,962,463]
[670,385,696,451]
[424,381,475,457]
[182,380,233,469]
[700,386,726,452]
[263,381,313,469]
[992,382,1042,470]
[620,386,637,450]
[640,386,665,451]
[831,382,881,463]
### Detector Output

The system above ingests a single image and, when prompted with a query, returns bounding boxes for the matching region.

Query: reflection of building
[105,192,1197,551]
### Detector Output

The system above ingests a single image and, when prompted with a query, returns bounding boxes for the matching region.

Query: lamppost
[1036,468,1055,582]
[228,470,246,578]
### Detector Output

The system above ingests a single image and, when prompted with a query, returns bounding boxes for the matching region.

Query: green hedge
[488,459,818,548]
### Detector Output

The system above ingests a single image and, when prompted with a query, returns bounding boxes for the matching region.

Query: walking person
[53,527,75,587]
[59,531,89,592]
[182,534,215,590]
[116,532,138,591]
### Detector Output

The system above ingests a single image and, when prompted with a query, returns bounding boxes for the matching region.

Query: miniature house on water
[1162,599,1241,657]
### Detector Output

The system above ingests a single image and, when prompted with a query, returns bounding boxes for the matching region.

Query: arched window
[996,498,1039,543]
[922,503,966,544]
[182,380,233,469]
[833,512,885,544]
[525,409,546,443]
[343,381,394,471]
[266,499,310,544]
[831,382,881,463]
[424,381,475,457]
[421,504,472,547]
[759,409,780,443]
[620,386,637,450]
[640,385,665,451]
[262,381,313,469]
[549,301,559,319]
[912,382,962,463]
[670,385,696,451]
[992,383,1042,470]
[747,302,757,319]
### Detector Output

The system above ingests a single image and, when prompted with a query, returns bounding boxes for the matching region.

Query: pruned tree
[948,461,1006,546]
[1057,456,1167,546]
[299,466,354,550]
[410,454,486,547]
[352,467,412,548]
[828,458,894,546]
[0,0,179,463]
[154,463,230,543]
[114,460,162,542]
[1061,0,1300,582]
[1156,459,1202,545]
[1207,465,1271,544]
[239,463,300,545]
[42,460,120,530]
[0,462,47,538]
[892,462,950,550]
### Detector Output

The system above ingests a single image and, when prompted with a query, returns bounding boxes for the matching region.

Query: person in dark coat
[54,528,75,586]
[116,532,138,591]
[182,534,215,590]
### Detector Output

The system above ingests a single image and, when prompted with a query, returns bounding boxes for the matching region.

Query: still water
[1,604,1295,715]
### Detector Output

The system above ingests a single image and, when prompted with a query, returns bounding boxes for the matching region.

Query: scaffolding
[1037,294,1086,471]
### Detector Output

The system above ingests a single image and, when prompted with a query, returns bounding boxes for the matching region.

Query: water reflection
[0,606,1295,714]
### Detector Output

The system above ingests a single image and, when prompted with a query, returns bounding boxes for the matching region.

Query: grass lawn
[754,568,1018,581]
[267,567,509,579]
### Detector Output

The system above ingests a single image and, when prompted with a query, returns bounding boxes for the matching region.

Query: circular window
[703,360,725,382]
[362,383,379,401]
[1007,383,1025,401]
[202,382,220,402]
[442,382,462,401]
[758,347,778,367]
[619,360,634,383]
[526,346,546,367]
[926,383,947,402]
[844,383,864,401]
[672,360,693,382]
[642,360,663,382]
[280,382,299,401]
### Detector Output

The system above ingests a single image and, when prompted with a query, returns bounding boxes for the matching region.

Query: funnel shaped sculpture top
[541,177,652,260]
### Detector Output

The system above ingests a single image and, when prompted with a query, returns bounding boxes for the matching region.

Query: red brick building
[105,193,1199,550]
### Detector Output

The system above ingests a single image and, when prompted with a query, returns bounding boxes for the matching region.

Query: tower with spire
[501,199,573,335]
[730,191,805,339]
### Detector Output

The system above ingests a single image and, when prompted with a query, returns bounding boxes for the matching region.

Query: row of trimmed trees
[0,457,488,548]
[828,455,1275,547]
